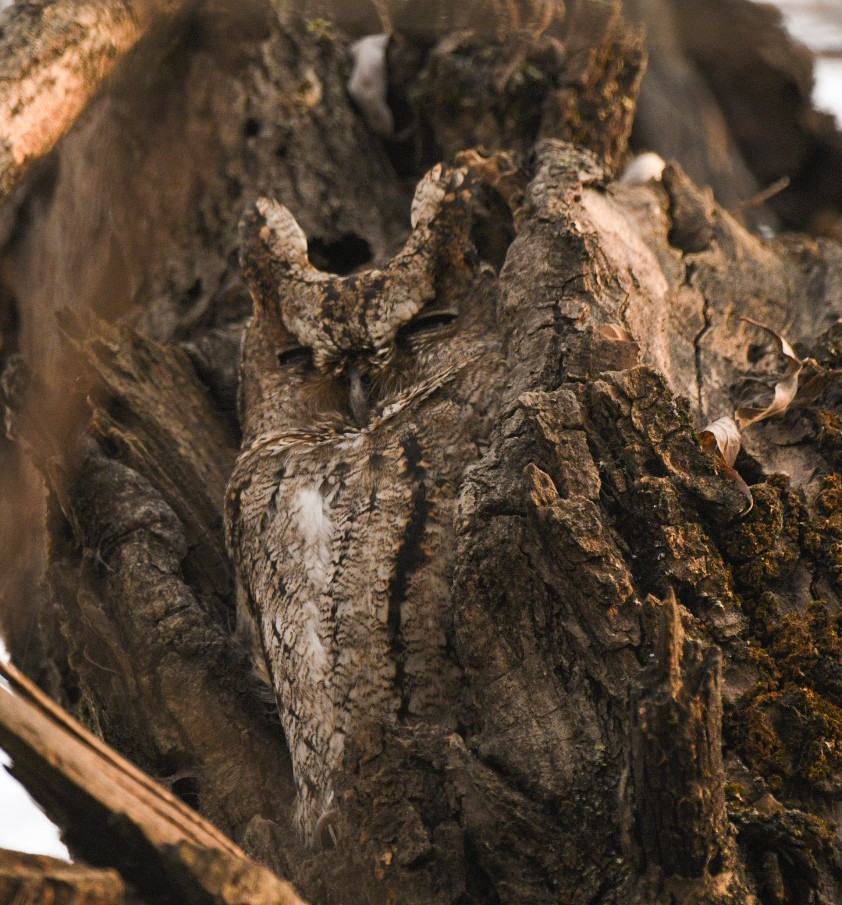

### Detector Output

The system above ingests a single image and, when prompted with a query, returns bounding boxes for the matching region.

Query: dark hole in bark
[734,447,766,485]
[171,775,201,810]
[185,279,203,303]
[708,848,724,876]
[243,117,261,138]
[643,457,670,478]
[308,234,372,275]
[159,750,202,809]
[470,185,516,273]
[747,343,767,364]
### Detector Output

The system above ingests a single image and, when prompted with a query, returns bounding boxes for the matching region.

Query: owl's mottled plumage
[225,158,510,843]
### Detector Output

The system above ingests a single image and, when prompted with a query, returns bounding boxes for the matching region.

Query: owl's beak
[346,363,371,429]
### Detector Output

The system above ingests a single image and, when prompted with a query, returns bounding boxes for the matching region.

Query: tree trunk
[1,1,841,903]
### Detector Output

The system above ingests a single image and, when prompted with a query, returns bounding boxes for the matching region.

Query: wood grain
[0,658,307,905]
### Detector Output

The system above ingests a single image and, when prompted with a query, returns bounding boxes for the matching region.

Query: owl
[225,159,508,845]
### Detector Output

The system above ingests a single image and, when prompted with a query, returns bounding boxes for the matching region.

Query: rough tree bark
[0,0,841,903]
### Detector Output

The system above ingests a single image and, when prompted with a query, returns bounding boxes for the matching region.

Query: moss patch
[722,474,842,793]
[802,474,842,589]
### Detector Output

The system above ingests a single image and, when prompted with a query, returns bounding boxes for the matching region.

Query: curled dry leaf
[735,318,842,429]
[699,416,741,467]
[794,363,842,406]
[735,318,802,429]
[596,323,635,342]
[699,415,753,515]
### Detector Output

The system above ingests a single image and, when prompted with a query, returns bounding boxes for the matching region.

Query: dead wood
[0,658,307,905]
[0,0,188,203]
[0,1,840,904]
[0,849,132,905]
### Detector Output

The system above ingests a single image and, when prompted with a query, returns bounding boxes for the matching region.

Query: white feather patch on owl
[292,486,334,588]
[256,197,308,262]
[302,601,329,674]
[348,34,394,137]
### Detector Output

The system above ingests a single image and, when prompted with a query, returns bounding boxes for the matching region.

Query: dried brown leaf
[699,416,741,467]
[793,361,842,407]
[596,323,634,342]
[698,415,753,515]
[735,318,803,429]
[735,319,841,428]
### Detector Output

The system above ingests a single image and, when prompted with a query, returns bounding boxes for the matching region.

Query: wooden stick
[0,0,184,203]
[0,659,307,905]
[0,849,128,905]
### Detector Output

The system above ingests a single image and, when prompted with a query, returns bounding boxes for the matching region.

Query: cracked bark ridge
[385,0,643,170]
[447,141,839,902]
[631,591,727,879]
[6,309,300,863]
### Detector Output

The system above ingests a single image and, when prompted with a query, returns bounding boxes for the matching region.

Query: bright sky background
[775,0,842,122]
[0,0,840,864]
[0,637,68,858]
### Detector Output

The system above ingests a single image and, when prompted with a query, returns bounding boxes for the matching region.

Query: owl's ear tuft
[240,197,309,267]
[410,163,447,230]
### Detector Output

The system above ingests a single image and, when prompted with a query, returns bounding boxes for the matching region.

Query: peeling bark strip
[631,591,728,879]
[0,850,128,905]
[0,659,308,905]
[0,0,184,201]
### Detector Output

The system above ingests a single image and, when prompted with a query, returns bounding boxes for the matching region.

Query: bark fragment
[0,659,307,905]
[0,849,131,905]
[631,591,727,879]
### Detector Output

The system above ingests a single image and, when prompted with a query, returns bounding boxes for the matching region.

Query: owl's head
[237,162,487,433]
[239,163,466,366]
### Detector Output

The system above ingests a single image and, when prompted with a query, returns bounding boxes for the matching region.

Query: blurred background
[0,0,840,862]
[778,0,842,121]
